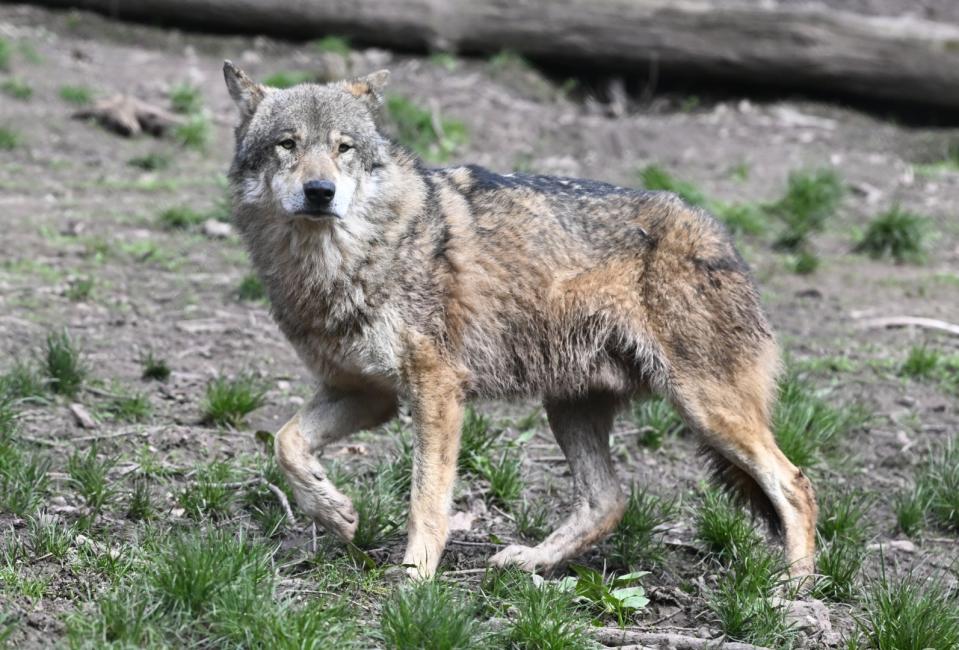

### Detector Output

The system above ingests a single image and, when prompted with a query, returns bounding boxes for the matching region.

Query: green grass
[0,38,10,71]
[0,127,19,151]
[695,487,761,560]
[472,449,523,508]
[311,36,351,55]
[0,416,49,516]
[901,438,959,534]
[140,350,171,381]
[67,445,117,515]
[202,373,267,427]
[855,206,926,263]
[708,548,792,646]
[177,460,236,520]
[58,84,93,105]
[769,168,843,250]
[236,273,266,301]
[126,479,155,521]
[712,201,768,236]
[630,397,684,449]
[899,345,940,379]
[607,485,676,569]
[856,570,959,650]
[430,52,460,71]
[65,276,94,301]
[169,83,202,114]
[102,389,152,422]
[0,358,47,402]
[349,472,406,549]
[158,205,205,230]
[386,95,468,163]
[792,249,820,275]
[772,372,864,469]
[491,572,592,649]
[0,78,32,100]
[175,113,211,151]
[636,166,770,236]
[514,498,551,542]
[459,407,500,474]
[43,329,86,397]
[128,151,171,171]
[27,514,74,561]
[380,580,484,649]
[638,165,707,207]
[813,490,870,601]
[263,70,315,88]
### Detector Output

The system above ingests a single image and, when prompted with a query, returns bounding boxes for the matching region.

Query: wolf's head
[223,61,390,224]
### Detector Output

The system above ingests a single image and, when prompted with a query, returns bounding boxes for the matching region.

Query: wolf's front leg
[275,386,397,540]
[402,342,466,579]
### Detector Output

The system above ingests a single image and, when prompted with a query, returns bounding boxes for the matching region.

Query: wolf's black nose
[303,179,336,207]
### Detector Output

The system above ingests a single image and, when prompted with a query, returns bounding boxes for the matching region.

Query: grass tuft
[769,168,843,250]
[487,570,592,649]
[175,113,211,151]
[696,487,760,560]
[311,36,351,56]
[899,345,940,380]
[65,276,94,301]
[0,126,20,150]
[773,372,863,469]
[263,70,315,89]
[386,95,468,163]
[855,206,926,263]
[856,570,959,650]
[169,83,202,114]
[128,151,171,171]
[638,165,707,207]
[67,445,117,515]
[1,78,32,100]
[630,397,684,449]
[709,548,792,646]
[0,38,10,71]
[350,473,406,549]
[380,581,483,649]
[514,498,551,543]
[140,350,171,382]
[43,329,86,397]
[236,273,266,302]
[27,514,75,560]
[202,373,267,427]
[59,84,93,105]
[178,460,236,520]
[607,486,676,569]
[158,205,205,230]
[1,358,47,402]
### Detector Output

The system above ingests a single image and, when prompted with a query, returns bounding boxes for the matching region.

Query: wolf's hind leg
[275,386,397,541]
[672,361,818,579]
[490,392,626,573]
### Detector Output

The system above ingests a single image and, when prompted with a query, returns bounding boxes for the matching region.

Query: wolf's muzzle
[302,179,336,214]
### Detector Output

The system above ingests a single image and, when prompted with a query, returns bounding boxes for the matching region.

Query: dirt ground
[1,3,958,649]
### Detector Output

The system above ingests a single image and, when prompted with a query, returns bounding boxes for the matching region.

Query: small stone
[775,597,832,636]
[202,219,233,239]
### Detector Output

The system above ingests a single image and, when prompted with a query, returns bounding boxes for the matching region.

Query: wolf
[222,61,817,580]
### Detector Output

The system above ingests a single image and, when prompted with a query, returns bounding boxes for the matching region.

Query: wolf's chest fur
[249,220,403,389]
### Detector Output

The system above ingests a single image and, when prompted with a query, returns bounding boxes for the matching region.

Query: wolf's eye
[278,139,296,150]
[338,142,353,154]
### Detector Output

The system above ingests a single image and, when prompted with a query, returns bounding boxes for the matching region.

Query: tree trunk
[27,0,959,109]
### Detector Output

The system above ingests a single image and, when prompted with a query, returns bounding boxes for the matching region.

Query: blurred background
[1,2,958,649]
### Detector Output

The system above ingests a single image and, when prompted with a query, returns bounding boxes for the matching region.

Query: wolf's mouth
[293,209,338,221]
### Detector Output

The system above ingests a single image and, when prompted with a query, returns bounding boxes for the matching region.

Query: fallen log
[25,0,959,110]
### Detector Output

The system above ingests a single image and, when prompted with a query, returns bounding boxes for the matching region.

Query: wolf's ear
[223,60,266,120]
[343,69,390,110]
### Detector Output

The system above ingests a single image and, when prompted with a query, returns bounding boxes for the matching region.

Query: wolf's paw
[489,544,554,573]
[296,479,358,541]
